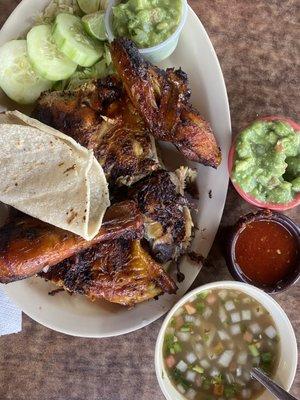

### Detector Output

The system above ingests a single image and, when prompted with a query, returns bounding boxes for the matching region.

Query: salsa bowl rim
[224,210,300,293]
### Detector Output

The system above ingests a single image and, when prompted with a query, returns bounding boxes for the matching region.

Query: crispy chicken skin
[33,77,122,144]
[110,38,221,167]
[33,77,159,186]
[94,96,159,185]
[40,239,177,306]
[128,170,193,263]
[0,201,143,283]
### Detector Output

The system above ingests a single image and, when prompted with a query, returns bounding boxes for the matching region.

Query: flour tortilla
[0,111,110,240]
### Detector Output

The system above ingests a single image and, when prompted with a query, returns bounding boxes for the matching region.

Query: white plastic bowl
[155,281,298,400]
[105,0,188,63]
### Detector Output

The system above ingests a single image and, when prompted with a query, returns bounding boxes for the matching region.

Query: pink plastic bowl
[228,115,300,211]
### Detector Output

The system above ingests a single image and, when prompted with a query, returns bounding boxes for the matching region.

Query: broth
[163,289,280,400]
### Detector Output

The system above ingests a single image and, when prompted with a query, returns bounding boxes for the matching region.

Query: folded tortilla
[0,111,110,240]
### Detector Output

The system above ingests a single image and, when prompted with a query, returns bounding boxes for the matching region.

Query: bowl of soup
[155,281,297,400]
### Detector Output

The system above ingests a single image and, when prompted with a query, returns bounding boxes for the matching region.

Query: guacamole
[112,0,182,48]
[232,120,300,204]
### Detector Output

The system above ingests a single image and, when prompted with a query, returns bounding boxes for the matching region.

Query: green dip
[112,0,182,48]
[232,120,300,204]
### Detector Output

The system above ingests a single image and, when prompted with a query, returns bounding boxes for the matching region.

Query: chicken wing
[110,38,221,167]
[40,239,177,306]
[0,201,143,283]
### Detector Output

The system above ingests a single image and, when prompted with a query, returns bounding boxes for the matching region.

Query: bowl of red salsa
[225,210,300,293]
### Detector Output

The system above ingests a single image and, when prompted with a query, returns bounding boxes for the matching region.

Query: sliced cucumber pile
[0,3,112,104]
[53,13,103,67]
[0,40,52,104]
[27,25,77,81]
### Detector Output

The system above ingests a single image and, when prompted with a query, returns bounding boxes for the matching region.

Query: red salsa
[234,220,299,285]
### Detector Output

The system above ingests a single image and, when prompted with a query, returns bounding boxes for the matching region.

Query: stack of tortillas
[0,110,110,240]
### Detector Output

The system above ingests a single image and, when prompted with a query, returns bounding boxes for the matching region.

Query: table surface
[0,1,299,399]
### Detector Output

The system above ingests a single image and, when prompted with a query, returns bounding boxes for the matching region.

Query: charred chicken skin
[38,169,192,304]
[110,38,222,168]
[33,77,159,186]
[0,201,143,283]
[40,239,177,306]
[128,169,193,263]
[34,38,221,186]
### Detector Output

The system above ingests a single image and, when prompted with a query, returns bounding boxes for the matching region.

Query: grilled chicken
[0,39,222,309]
[40,239,177,306]
[34,38,221,188]
[110,38,222,167]
[38,169,192,305]
[0,201,143,283]
[33,77,159,186]
[128,169,193,263]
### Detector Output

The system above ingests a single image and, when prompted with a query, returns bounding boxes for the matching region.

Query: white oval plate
[0,2,231,337]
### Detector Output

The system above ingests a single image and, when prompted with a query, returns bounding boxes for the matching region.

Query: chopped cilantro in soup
[163,289,280,400]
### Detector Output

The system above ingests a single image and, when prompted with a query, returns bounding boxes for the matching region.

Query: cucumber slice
[27,25,77,81]
[77,0,100,14]
[82,11,107,41]
[53,13,103,67]
[0,40,52,104]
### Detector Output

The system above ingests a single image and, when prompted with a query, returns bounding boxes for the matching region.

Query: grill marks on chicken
[110,38,221,167]
[33,77,159,186]
[40,239,177,306]
[33,77,120,147]
[94,96,159,186]
[0,201,143,283]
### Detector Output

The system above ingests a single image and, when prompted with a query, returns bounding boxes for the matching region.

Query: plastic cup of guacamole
[105,0,188,63]
[229,116,300,211]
